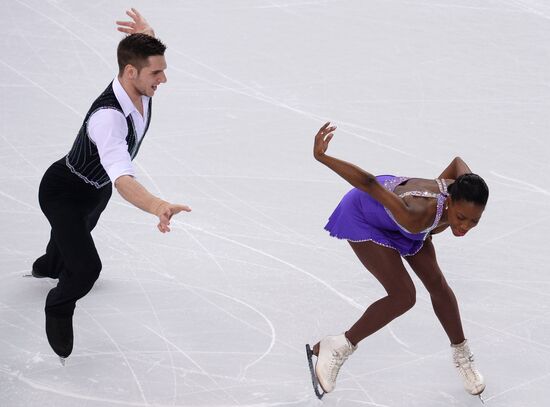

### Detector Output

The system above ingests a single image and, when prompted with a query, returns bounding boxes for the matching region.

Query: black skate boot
[46,314,73,364]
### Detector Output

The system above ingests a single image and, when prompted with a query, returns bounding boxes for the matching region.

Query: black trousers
[33,158,112,317]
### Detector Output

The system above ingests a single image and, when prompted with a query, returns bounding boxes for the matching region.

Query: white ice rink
[1,0,550,406]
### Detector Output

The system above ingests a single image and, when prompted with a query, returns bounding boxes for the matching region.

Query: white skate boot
[452,340,485,396]
[315,334,357,393]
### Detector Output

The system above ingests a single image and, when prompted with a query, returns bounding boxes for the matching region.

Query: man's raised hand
[116,8,155,37]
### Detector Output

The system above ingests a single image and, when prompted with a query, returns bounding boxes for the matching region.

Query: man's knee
[86,257,102,278]
[76,256,102,289]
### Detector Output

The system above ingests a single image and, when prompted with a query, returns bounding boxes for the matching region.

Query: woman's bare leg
[405,239,465,345]
[343,241,416,346]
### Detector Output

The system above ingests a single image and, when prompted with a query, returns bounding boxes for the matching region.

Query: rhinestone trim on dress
[383,177,448,238]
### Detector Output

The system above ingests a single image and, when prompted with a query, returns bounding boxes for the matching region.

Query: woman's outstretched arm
[313,122,422,229]
[313,122,378,190]
[438,157,472,180]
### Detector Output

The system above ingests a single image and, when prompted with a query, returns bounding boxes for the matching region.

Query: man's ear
[123,64,138,79]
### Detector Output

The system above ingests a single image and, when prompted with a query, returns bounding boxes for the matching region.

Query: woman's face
[446,198,485,237]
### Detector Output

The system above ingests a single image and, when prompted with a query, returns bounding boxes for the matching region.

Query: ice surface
[1,0,549,406]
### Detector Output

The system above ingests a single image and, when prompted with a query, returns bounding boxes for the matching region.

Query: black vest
[65,82,152,189]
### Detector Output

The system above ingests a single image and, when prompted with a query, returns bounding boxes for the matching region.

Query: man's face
[135,55,167,97]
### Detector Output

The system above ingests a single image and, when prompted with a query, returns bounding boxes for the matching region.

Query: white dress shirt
[87,77,150,183]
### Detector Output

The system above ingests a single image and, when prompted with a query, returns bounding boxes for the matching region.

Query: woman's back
[393,177,452,199]
[382,176,450,235]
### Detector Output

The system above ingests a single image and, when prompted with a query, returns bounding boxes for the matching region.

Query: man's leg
[45,185,111,317]
[35,159,111,357]
[42,210,102,358]
[33,161,67,279]
[32,231,65,278]
[39,178,109,358]
[45,219,102,318]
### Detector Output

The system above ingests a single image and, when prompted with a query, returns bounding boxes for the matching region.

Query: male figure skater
[31,9,190,361]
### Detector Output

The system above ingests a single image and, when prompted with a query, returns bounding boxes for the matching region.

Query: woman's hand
[116,8,155,37]
[313,122,337,160]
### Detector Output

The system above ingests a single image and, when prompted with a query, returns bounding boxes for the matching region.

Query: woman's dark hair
[448,173,489,206]
[117,33,166,74]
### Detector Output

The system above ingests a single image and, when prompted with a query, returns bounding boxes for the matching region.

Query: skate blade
[305,344,325,400]
[478,393,485,404]
[59,356,67,366]
[23,272,45,278]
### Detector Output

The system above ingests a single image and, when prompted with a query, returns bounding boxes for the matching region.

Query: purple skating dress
[324,175,449,257]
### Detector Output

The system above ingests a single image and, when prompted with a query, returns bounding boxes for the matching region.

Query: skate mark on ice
[0,188,40,212]
[484,370,550,402]
[175,220,414,360]
[102,216,352,266]
[175,221,365,311]
[154,173,340,184]
[108,158,226,403]
[134,159,239,292]
[103,273,279,356]
[0,300,46,342]
[142,324,242,404]
[507,0,550,21]
[171,283,277,379]
[149,145,300,240]
[97,223,182,404]
[80,308,150,405]
[13,0,114,70]
[388,327,410,350]
[168,51,425,159]
[96,214,175,280]
[0,365,153,406]
[1,131,42,175]
[150,135,354,264]
[479,215,550,247]
[180,224,237,292]
[490,171,550,197]
[0,59,84,118]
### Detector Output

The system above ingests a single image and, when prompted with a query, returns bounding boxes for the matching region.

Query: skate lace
[328,346,352,382]
[454,351,482,383]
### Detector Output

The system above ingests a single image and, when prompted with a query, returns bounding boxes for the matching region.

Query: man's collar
[113,77,142,117]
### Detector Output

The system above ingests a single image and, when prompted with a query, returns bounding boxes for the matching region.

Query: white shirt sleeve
[87,108,136,183]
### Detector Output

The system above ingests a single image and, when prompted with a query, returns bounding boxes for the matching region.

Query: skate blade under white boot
[305,344,325,399]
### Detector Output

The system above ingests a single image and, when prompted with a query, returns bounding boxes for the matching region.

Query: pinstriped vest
[65,81,152,189]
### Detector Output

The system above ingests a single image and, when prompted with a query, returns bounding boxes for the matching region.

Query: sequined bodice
[382,176,449,238]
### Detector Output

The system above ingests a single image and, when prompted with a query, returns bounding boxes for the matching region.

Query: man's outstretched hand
[156,202,192,233]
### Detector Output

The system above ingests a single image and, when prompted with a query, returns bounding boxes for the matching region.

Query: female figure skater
[307,122,488,399]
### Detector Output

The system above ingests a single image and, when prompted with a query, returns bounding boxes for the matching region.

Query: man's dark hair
[448,173,489,206]
[117,34,166,74]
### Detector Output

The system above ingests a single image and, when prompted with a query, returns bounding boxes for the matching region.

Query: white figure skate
[306,334,357,397]
[452,340,485,399]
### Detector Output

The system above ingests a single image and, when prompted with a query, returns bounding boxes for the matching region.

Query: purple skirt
[324,175,427,257]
